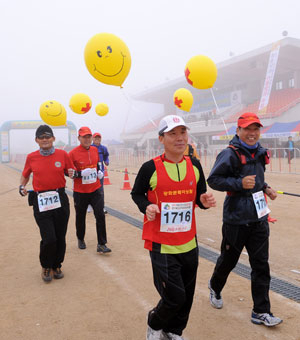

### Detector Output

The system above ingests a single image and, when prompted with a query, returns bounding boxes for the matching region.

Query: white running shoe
[251,311,283,327]
[208,281,223,309]
[87,205,93,213]
[146,326,163,340]
[162,331,184,339]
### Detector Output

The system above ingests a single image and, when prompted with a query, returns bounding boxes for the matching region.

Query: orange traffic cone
[103,166,111,185]
[121,168,132,190]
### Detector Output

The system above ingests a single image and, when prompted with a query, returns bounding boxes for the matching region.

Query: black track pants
[73,189,107,245]
[148,247,199,335]
[210,221,271,313]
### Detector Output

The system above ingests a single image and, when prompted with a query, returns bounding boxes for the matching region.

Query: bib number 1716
[160,201,193,233]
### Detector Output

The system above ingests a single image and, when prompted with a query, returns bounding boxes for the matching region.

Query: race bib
[82,168,97,184]
[38,191,61,212]
[252,190,270,218]
[160,201,193,233]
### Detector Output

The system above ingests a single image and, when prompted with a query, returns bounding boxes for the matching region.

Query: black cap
[35,125,54,138]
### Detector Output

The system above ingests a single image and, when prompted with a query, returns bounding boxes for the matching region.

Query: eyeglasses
[37,135,52,140]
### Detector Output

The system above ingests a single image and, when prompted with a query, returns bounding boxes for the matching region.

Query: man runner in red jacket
[69,126,111,253]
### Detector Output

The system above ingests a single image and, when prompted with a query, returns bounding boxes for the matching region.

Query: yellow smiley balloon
[95,103,109,116]
[84,33,131,87]
[184,55,217,90]
[173,88,194,112]
[39,100,67,126]
[69,93,92,114]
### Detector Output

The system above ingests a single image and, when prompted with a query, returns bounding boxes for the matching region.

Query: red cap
[237,112,263,128]
[78,126,92,136]
[93,132,101,138]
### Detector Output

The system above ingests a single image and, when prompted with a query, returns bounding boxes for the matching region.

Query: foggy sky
[1,0,300,148]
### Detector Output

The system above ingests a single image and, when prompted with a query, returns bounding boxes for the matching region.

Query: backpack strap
[227,145,247,165]
[188,144,194,157]
[227,145,268,173]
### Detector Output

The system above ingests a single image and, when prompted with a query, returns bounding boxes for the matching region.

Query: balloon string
[120,88,157,133]
[121,88,132,134]
[210,88,228,136]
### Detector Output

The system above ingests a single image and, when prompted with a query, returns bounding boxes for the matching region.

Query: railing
[266,148,300,174]
[8,147,300,175]
[110,147,300,174]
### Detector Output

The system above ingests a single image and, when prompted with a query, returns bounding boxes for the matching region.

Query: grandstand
[121,37,300,151]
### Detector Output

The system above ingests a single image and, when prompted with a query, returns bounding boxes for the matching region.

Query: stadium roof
[132,37,300,104]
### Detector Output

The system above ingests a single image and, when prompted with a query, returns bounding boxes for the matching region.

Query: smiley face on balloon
[39,100,67,126]
[84,33,131,87]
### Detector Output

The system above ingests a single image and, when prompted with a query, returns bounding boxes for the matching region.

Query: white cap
[158,115,189,135]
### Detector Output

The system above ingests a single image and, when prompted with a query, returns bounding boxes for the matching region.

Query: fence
[8,147,300,174]
[110,147,300,174]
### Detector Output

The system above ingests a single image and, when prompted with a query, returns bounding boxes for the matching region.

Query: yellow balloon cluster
[69,93,92,114]
[95,103,109,116]
[84,33,131,87]
[173,88,193,112]
[39,100,67,126]
[184,55,217,89]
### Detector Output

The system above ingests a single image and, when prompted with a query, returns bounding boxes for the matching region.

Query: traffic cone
[121,168,132,190]
[103,166,111,185]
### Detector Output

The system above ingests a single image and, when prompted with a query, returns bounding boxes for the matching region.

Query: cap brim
[163,124,189,133]
[239,121,263,128]
[79,133,92,136]
[36,132,53,138]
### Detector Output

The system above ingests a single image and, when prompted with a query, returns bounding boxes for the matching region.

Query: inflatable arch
[0,120,77,163]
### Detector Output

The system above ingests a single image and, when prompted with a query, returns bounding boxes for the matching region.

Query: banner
[1,131,9,162]
[230,90,241,105]
[258,41,280,115]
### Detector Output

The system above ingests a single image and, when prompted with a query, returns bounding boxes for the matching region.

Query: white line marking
[206,238,215,243]
[86,252,152,311]
[84,253,191,340]
[291,269,300,274]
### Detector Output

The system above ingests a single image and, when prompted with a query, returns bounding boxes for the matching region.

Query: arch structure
[0,120,77,163]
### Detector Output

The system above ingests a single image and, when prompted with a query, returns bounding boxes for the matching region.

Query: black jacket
[207,135,268,225]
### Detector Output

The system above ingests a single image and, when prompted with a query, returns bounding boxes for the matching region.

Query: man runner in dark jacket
[207,112,282,327]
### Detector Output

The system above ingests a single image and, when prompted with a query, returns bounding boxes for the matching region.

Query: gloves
[97,170,104,180]
[19,185,27,196]
[81,168,93,177]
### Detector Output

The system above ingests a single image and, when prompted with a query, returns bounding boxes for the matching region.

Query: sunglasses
[37,135,52,140]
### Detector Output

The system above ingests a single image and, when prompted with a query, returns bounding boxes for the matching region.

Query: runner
[207,112,282,327]
[92,132,109,214]
[19,125,75,283]
[131,115,216,340]
[69,126,111,253]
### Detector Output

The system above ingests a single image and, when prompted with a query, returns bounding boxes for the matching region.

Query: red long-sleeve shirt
[69,145,101,193]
